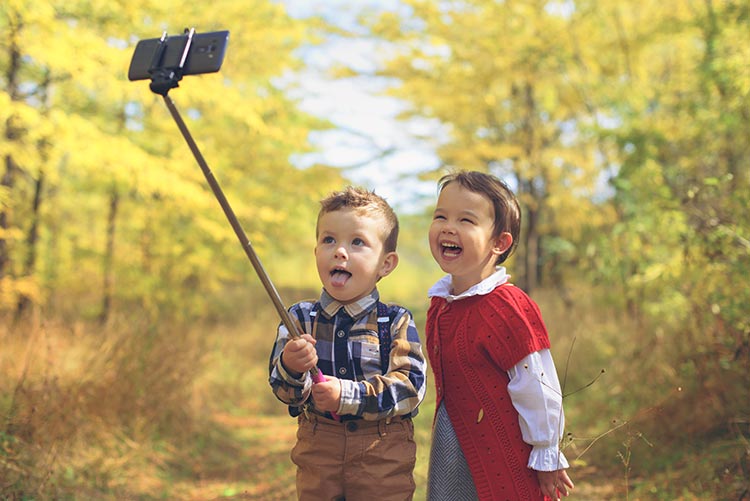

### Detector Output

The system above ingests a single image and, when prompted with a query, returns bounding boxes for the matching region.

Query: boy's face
[429,183,511,294]
[315,208,398,304]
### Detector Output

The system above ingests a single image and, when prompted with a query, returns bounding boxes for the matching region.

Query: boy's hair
[317,186,400,253]
[438,170,521,264]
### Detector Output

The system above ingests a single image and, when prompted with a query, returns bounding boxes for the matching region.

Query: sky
[277,0,441,213]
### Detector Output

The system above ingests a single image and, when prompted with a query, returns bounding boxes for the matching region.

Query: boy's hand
[281,334,318,377]
[311,375,342,413]
[537,468,574,500]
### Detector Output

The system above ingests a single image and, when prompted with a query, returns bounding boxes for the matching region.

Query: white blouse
[428,268,570,471]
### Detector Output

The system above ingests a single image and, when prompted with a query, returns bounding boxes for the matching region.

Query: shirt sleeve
[507,349,570,471]
[268,312,313,406]
[338,308,427,420]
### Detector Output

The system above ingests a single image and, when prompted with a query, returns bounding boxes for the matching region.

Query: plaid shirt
[268,288,427,421]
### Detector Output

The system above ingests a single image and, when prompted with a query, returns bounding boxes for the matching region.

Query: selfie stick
[143,29,330,389]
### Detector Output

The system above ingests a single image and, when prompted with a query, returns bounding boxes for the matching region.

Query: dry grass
[2,282,746,500]
[1,315,207,499]
[534,284,749,500]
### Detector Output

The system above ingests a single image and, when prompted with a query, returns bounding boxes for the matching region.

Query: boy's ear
[379,251,399,278]
[492,232,513,256]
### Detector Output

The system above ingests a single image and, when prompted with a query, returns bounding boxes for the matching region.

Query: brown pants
[291,414,417,501]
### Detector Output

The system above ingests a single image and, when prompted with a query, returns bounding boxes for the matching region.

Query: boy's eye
[461,218,475,224]
[433,214,446,221]
[352,237,365,246]
[322,236,334,244]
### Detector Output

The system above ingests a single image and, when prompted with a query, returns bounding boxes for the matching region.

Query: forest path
[167,413,618,501]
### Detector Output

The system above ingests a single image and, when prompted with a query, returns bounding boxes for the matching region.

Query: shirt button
[338,367,347,375]
[346,421,358,432]
[337,330,346,338]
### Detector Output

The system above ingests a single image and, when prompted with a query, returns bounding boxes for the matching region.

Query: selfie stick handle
[160,94,328,388]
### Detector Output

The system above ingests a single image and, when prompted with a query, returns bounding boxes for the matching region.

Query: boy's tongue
[331,270,351,287]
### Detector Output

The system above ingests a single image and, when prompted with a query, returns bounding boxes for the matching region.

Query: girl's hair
[438,171,521,264]
[318,186,400,253]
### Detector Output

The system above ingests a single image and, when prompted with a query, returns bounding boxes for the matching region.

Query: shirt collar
[319,288,379,319]
[427,267,510,302]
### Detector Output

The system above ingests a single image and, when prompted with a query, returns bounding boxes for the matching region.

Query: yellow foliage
[0,276,40,308]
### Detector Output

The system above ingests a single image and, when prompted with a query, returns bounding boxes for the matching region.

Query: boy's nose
[334,246,348,259]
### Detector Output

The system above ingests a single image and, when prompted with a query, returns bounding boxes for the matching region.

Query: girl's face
[315,208,398,304]
[429,183,510,295]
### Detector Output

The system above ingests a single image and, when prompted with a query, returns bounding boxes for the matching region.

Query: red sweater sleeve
[476,285,551,371]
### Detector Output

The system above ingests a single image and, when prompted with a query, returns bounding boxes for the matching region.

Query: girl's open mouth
[441,242,462,258]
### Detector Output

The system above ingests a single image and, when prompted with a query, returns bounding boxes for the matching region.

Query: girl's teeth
[442,244,461,257]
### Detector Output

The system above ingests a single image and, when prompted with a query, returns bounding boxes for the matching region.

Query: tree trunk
[0,156,16,280]
[15,172,44,319]
[524,205,539,293]
[0,15,22,283]
[99,187,120,324]
[16,71,52,320]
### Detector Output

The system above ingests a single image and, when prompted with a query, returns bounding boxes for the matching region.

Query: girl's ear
[379,251,399,278]
[492,232,513,256]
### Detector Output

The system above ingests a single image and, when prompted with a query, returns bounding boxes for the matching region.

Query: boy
[268,186,427,501]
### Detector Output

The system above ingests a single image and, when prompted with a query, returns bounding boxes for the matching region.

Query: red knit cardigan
[426,284,551,501]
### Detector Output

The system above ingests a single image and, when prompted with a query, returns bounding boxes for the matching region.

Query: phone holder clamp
[147,28,195,96]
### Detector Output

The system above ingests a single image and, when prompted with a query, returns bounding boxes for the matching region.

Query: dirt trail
[174,414,616,501]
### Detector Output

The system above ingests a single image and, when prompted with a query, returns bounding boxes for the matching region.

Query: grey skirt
[427,402,478,501]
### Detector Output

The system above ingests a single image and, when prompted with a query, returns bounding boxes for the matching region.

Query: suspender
[376,301,392,372]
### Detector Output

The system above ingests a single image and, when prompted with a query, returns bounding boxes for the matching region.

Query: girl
[426,171,574,501]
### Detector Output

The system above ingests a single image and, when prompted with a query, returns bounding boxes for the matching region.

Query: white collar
[427,267,510,302]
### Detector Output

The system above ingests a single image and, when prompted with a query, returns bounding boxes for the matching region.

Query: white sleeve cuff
[529,445,569,471]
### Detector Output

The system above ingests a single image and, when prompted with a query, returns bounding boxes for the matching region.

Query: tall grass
[537,284,749,500]
[1,314,209,499]
[2,280,746,499]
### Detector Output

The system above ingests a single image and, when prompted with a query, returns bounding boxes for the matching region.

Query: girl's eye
[433,214,446,221]
[461,218,475,224]
[322,236,334,244]
[352,237,365,246]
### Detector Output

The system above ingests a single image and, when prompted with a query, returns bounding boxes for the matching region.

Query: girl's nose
[441,224,456,235]
[334,245,348,259]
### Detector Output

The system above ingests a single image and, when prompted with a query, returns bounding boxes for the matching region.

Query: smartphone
[128,30,230,81]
